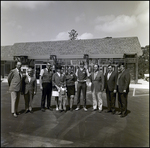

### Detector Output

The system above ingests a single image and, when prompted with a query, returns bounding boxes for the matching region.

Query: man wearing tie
[21,67,37,113]
[88,64,104,112]
[104,64,118,114]
[117,63,130,117]
[8,61,22,118]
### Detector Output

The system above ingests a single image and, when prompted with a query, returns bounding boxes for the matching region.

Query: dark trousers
[118,92,128,115]
[41,83,52,109]
[76,82,87,108]
[24,91,34,111]
[117,86,128,115]
[106,88,116,112]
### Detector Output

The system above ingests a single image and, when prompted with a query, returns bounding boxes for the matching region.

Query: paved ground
[1,79,149,147]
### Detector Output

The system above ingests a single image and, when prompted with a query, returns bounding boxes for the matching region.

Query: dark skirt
[67,85,75,97]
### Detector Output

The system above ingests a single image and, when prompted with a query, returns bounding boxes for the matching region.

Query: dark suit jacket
[21,75,37,95]
[7,68,22,92]
[89,71,104,93]
[118,69,130,93]
[104,71,118,92]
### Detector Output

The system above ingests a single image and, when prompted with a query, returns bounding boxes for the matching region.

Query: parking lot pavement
[1,81,149,147]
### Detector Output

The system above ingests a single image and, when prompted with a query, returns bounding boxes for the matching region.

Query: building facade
[1,37,142,83]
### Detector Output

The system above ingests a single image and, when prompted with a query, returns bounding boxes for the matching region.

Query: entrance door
[35,64,46,79]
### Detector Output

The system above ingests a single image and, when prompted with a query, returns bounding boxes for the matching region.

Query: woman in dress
[65,66,77,111]
[52,65,67,112]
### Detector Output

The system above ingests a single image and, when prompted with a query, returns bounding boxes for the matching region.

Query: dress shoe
[92,109,97,111]
[59,109,63,113]
[16,112,20,115]
[116,111,122,115]
[47,107,53,111]
[13,113,18,118]
[75,107,80,111]
[41,108,45,112]
[105,110,112,113]
[83,107,87,112]
[120,114,126,118]
[70,108,73,111]
[111,111,116,115]
[30,110,33,113]
[25,110,29,114]
[99,110,102,113]
[56,107,59,111]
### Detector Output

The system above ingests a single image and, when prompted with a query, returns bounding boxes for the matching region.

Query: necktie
[117,72,122,85]
[19,71,21,78]
[94,72,97,79]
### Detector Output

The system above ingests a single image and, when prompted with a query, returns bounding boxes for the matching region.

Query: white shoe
[75,107,80,111]
[83,107,87,112]
[56,107,59,111]
[13,113,18,118]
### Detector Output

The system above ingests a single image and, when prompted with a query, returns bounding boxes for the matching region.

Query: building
[1,37,142,83]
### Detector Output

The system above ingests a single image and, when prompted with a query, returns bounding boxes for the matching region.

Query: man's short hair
[15,61,22,65]
[107,64,112,68]
[56,64,62,70]
[94,64,99,68]
[46,62,51,65]
[99,66,103,70]
[118,62,125,67]
[68,66,72,69]
[80,61,85,65]
[27,67,33,72]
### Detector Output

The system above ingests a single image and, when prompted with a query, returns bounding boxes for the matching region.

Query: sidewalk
[130,79,149,89]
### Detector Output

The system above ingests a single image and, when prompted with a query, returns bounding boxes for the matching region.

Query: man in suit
[21,67,37,113]
[117,63,130,117]
[88,64,104,113]
[7,61,22,118]
[39,61,53,112]
[104,64,118,114]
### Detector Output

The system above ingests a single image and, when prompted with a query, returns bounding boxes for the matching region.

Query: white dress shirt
[107,71,112,80]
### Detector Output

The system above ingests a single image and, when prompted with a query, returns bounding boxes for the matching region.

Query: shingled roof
[1,37,142,60]
[1,46,13,60]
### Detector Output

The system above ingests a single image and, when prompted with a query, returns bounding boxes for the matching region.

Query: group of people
[7,60,130,118]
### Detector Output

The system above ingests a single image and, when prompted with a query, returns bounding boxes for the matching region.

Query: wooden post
[135,54,138,84]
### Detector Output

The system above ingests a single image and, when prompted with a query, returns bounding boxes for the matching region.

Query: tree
[68,29,78,40]
[138,45,149,79]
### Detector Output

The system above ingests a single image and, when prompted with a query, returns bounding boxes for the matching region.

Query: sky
[1,1,149,47]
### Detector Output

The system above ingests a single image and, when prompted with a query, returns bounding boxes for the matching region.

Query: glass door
[35,64,46,79]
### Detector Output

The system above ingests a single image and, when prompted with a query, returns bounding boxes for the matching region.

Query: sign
[71,59,86,65]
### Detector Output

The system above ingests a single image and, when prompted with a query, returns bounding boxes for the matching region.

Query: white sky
[1,1,149,47]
